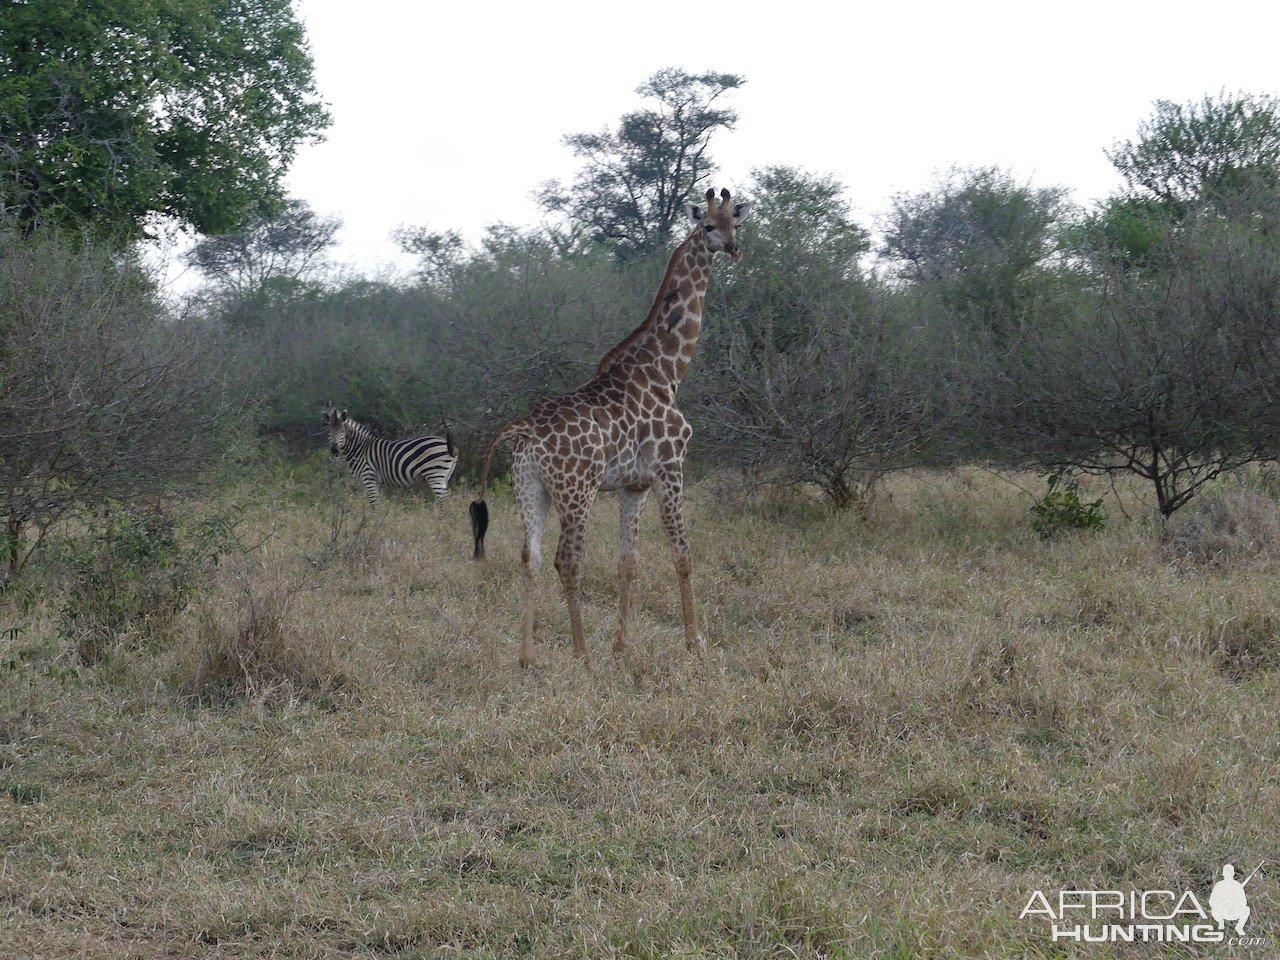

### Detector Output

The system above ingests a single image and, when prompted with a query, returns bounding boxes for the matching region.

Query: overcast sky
[169,0,1280,286]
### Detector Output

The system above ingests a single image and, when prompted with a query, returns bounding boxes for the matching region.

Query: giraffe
[470,187,750,667]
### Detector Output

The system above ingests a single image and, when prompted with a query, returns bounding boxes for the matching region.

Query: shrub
[59,505,235,664]
[1029,472,1107,538]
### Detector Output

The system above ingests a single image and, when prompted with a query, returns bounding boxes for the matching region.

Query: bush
[1029,472,1107,538]
[59,505,235,664]
[0,228,246,574]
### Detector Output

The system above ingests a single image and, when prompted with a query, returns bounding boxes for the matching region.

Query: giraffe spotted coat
[471,188,750,667]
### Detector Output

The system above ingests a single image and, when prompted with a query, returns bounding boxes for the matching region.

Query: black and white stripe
[324,407,457,506]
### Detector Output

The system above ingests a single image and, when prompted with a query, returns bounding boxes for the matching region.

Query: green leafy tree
[538,68,743,260]
[187,198,339,327]
[881,166,1073,334]
[1107,92,1280,214]
[714,165,870,353]
[988,205,1280,519]
[1085,93,1280,267]
[0,0,329,240]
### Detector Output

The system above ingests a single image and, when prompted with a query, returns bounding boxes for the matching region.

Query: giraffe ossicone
[471,187,750,667]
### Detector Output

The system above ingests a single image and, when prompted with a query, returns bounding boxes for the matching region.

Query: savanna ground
[2,459,1278,959]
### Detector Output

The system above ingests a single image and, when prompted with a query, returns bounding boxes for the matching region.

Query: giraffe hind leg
[615,485,649,655]
[513,448,551,668]
[554,511,593,665]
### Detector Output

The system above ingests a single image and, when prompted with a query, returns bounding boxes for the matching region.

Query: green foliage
[539,68,743,260]
[1029,472,1107,538]
[1108,92,1280,213]
[59,504,238,664]
[4,781,43,804]
[0,0,330,240]
[881,166,1075,335]
[716,165,871,353]
[186,199,339,319]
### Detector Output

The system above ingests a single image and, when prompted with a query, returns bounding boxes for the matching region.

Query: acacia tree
[187,198,339,329]
[994,219,1280,518]
[999,93,1280,519]
[538,68,743,260]
[0,0,329,240]
[694,168,931,511]
[712,165,870,353]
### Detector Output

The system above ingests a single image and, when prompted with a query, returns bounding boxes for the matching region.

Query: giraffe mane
[594,233,695,377]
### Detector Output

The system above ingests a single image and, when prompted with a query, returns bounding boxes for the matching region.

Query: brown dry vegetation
[1,465,1278,958]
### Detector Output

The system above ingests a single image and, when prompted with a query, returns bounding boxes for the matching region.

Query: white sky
[173,0,1280,284]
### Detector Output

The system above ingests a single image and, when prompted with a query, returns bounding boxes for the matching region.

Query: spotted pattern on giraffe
[471,188,750,667]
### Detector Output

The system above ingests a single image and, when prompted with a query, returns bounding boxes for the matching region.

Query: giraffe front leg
[655,469,704,654]
[615,486,649,655]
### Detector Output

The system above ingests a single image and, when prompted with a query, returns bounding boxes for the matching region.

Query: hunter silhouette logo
[1020,860,1267,946]
[1210,863,1261,935]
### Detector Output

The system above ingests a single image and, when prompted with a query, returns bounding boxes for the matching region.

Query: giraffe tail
[470,500,489,560]
[469,417,531,561]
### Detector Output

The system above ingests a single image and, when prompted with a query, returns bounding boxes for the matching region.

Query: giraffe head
[689,187,750,262]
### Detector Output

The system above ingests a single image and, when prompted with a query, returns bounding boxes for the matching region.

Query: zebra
[323,406,458,506]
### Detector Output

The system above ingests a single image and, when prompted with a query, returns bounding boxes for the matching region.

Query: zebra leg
[615,485,649,655]
[360,465,380,508]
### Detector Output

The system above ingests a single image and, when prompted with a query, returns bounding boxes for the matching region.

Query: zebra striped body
[324,408,457,506]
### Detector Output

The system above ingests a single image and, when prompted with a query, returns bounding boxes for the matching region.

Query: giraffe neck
[596,231,715,388]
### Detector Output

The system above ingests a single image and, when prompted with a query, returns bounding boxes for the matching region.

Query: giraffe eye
[704,223,715,232]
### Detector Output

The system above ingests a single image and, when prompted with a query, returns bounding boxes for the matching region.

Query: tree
[1085,93,1280,269]
[538,68,743,260]
[1107,92,1280,215]
[392,226,467,288]
[0,0,329,241]
[698,291,934,512]
[0,230,244,574]
[1000,92,1280,519]
[881,166,1073,334]
[987,205,1280,519]
[694,168,928,511]
[187,198,339,327]
[713,165,870,353]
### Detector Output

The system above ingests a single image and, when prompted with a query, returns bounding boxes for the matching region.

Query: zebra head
[322,405,349,457]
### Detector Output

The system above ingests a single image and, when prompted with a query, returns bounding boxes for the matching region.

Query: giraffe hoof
[686,634,707,655]
[518,654,536,669]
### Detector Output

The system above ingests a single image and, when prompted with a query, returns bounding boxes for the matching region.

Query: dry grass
[1,465,1278,958]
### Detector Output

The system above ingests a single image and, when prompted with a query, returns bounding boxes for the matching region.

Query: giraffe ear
[732,201,751,221]
[687,203,704,224]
